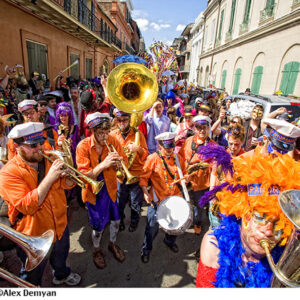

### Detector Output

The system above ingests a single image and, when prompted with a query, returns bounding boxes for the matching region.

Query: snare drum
[156,196,192,235]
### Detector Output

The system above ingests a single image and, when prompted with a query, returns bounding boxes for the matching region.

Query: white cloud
[150,22,171,31]
[176,24,186,32]
[136,18,150,32]
[132,10,148,19]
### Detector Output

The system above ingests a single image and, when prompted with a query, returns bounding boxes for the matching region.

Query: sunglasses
[22,140,45,148]
[117,118,130,123]
[38,102,48,107]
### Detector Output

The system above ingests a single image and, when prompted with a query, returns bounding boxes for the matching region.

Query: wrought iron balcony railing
[52,0,122,49]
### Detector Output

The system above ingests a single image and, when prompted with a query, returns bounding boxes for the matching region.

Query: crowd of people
[0,61,299,288]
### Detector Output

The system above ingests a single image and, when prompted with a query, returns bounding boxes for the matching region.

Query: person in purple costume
[55,102,81,203]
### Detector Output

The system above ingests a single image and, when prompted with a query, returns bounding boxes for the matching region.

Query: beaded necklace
[158,151,178,189]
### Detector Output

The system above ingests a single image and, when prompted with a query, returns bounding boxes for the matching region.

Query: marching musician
[7,99,58,160]
[139,132,188,263]
[76,112,128,269]
[110,109,148,232]
[0,122,81,286]
[179,116,217,237]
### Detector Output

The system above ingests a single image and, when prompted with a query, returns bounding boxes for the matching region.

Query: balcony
[125,43,136,55]
[8,0,122,51]
[259,4,276,24]
[179,65,190,73]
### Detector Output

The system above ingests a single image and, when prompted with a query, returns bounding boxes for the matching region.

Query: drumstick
[53,60,79,81]
[170,171,197,186]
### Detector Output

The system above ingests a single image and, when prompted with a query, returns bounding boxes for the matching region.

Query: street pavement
[0,198,203,288]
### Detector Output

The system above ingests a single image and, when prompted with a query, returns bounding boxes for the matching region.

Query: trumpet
[104,141,138,185]
[39,150,104,194]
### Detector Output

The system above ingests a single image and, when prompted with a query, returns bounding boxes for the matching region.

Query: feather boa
[216,153,300,245]
[197,143,233,176]
[212,216,283,287]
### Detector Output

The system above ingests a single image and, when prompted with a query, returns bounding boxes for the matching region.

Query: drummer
[139,132,189,263]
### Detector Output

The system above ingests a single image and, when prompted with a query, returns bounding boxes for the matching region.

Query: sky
[131,0,207,50]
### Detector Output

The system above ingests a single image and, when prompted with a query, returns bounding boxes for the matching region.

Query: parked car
[227,94,300,121]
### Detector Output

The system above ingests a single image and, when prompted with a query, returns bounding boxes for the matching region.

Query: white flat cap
[18,100,38,112]
[8,122,46,144]
[155,132,176,141]
[193,115,212,125]
[85,112,111,128]
[263,118,300,139]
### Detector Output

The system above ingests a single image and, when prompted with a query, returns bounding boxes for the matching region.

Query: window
[70,53,80,80]
[232,68,242,94]
[86,58,92,80]
[26,40,48,78]
[265,0,275,16]
[228,0,237,34]
[218,9,224,40]
[251,66,263,94]
[279,61,300,95]
[211,19,216,43]
[221,70,227,89]
[243,0,252,24]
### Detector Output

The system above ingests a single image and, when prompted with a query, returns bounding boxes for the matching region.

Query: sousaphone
[107,62,158,113]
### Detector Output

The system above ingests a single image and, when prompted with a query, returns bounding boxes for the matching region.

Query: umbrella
[162,70,175,76]
[113,55,147,66]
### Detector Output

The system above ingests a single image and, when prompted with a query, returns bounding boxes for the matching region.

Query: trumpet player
[7,99,58,160]
[139,132,189,263]
[110,109,148,232]
[0,122,81,286]
[76,112,128,269]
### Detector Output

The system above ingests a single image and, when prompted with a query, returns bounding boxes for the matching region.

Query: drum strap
[157,152,184,198]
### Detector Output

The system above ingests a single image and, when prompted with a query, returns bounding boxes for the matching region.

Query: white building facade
[189,12,205,84]
[197,0,300,95]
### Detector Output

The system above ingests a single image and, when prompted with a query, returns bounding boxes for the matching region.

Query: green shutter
[229,0,237,33]
[265,0,275,16]
[280,61,300,95]
[243,0,252,23]
[251,66,263,94]
[221,70,227,89]
[218,10,224,40]
[233,68,242,94]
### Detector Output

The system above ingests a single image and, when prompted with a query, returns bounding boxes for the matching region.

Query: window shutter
[251,66,263,94]
[221,70,227,89]
[218,10,224,40]
[280,61,300,95]
[233,68,242,94]
[243,0,252,23]
[229,0,237,33]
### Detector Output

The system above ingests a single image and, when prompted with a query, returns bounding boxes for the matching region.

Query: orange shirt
[139,152,186,204]
[0,154,74,242]
[76,134,128,205]
[8,129,58,160]
[110,128,148,178]
[179,136,215,192]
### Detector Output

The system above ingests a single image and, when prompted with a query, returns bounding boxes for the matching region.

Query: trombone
[104,141,138,185]
[39,150,104,194]
[0,223,54,288]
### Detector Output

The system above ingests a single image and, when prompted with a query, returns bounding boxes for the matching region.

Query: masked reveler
[110,109,148,232]
[196,119,300,287]
[244,104,264,152]
[76,112,128,269]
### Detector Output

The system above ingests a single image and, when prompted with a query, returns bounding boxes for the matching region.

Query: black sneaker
[119,219,125,231]
[128,222,138,232]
